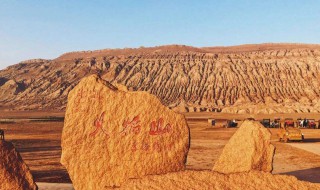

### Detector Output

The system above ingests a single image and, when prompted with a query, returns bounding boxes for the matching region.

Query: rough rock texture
[213,120,275,173]
[61,75,190,189]
[0,141,38,190]
[1,43,320,113]
[120,170,320,190]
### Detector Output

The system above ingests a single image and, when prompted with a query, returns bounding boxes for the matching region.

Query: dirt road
[287,143,320,156]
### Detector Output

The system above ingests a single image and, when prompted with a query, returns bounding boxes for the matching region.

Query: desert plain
[1,110,320,189]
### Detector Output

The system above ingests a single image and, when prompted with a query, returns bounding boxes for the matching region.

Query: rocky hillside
[1,43,320,114]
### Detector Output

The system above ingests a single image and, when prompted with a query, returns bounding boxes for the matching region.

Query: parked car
[225,120,238,128]
[277,126,304,143]
[307,119,317,129]
[284,118,294,128]
[260,119,271,128]
[271,118,281,128]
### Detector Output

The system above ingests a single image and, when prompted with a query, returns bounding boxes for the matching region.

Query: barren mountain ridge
[1,43,320,113]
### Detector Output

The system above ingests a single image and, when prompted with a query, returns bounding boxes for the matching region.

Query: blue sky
[0,0,320,69]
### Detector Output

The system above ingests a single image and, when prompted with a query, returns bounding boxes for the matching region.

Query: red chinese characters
[74,88,104,112]
[90,112,109,138]
[89,113,174,154]
[131,141,138,152]
[74,88,85,105]
[149,118,172,135]
[130,141,173,153]
[120,115,141,136]
[141,143,150,151]
[152,142,161,152]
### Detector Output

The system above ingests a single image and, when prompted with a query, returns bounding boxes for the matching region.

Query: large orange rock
[0,141,38,190]
[61,75,190,189]
[213,120,275,173]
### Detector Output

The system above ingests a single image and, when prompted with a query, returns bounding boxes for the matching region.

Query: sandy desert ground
[1,111,320,189]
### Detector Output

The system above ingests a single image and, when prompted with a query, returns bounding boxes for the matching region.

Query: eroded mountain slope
[1,44,320,113]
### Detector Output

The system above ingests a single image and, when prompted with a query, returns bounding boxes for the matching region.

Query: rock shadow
[301,138,320,143]
[32,169,72,183]
[281,167,320,183]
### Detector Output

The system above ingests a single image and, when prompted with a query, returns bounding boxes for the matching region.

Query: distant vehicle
[307,119,316,129]
[284,118,295,128]
[260,119,270,128]
[225,120,238,128]
[271,118,281,128]
[277,126,304,143]
[0,129,4,140]
[297,118,303,128]
[246,118,255,121]
[208,119,215,127]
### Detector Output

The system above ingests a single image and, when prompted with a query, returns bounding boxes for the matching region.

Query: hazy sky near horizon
[0,0,320,69]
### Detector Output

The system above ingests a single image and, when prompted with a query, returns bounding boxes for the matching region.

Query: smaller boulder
[213,120,275,174]
[0,141,38,190]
